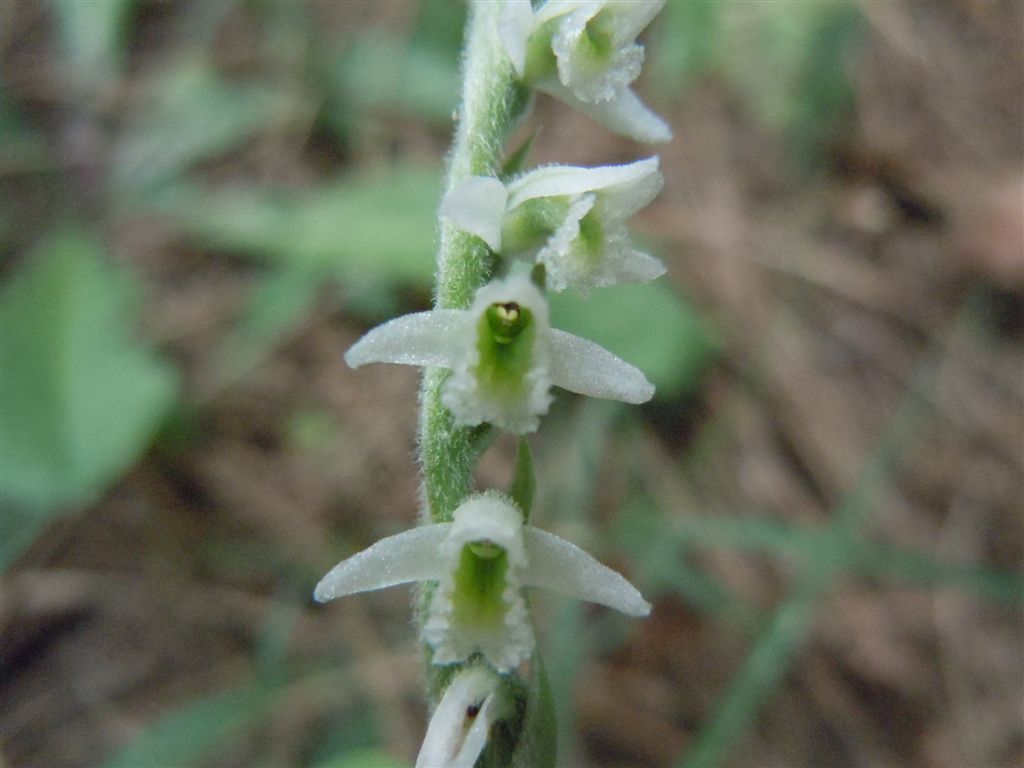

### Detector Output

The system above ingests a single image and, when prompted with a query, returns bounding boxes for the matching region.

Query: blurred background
[2,1,1022,766]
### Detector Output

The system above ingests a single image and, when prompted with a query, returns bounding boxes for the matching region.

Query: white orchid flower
[416,666,507,768]
[314,493,651,673]
[344,272,654,433]
[499,0,671,143]
[440,158,664,293]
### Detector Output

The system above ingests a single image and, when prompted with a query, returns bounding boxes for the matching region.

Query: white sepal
[313,523,449,602]
[548,329,655,404]
[539,77,672,143]
[522,526,651,616]
[344,310,466,369]
[416,666,507,768]
[498,0,535,76]
[506,156,660,208]
[440,176,509,252]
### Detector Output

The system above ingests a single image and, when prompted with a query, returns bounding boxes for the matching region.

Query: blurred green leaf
[0,503,55,571]
[0,89,47,167]
[112,59,283,199]
[650,0,722,92]
[218,267,323,381]
[0,232,177,512]
[103,673,292,768]
[649,0,863,163]
[548,281,717,400]
[614,502,750,620]
[50,0,135,90]
[325,31,459,129]
[723,1,863,162]
[166,166,440,313]
[320,2,464,134]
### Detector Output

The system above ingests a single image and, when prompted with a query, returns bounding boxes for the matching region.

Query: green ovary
[474,303,536,401]
[451,544,510,632]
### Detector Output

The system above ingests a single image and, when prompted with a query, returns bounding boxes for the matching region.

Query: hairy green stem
[420,1,527,525]
[415,7,544,765]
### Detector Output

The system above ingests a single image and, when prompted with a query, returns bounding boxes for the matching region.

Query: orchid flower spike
[440,157,665,293]
[344,272,654,433]
[416,666,507,768]
[314,492,651,672]
[499,0,671,143]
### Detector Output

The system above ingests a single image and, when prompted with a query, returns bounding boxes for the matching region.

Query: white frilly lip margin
[343,276,655,411]
[416,666,507,768]
[497,0,671,144]
[314,494,652,669]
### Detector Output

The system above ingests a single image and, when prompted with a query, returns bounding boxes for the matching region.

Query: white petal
[498,0,535,77]
[532,0,594,25]
[454,689,503,768]
[314,524,450,602]
[604,247,667,285]
[439,176,509,252]
[548,329,655,403]
[596,157,663,216]
[507,157,659,209]
[601,0,664,46]
[522,526,651,616]
[344,310,466,369]
[416,667,505,768]
[540,79,671,143]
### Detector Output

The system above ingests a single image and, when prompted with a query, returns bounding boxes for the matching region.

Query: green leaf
[721,1,863,163]
[548,281,718,400]
[650,0,722,92]
[50,0,136,89]
[217,267,322,382]
[102,673,291,768]
[320,1,464,134]
[325,31,459,128]
[112,59,283,200]
[165,167,441,312]
[0,232,178,510]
